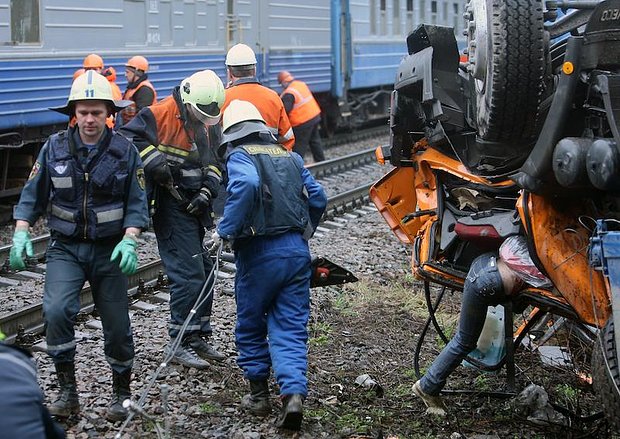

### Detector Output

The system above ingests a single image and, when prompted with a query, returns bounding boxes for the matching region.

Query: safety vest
[228,142,309,240]
[280,80,321,127]
[148,95,221,192]
[46,129,130,240]
[223,79,295,150]
[122,80,157,124]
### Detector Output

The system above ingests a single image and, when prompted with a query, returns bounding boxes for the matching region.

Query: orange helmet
[125,55,149,73]
[278,70,294,84]
[72,68,86,81]
[83,53,104,70]
[103,66,117,82]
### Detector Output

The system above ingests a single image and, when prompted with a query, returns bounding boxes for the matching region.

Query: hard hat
[222,100,265,132]
[51,70,131,115]
[83,53,104,70]
[180,70,225,125]
[72,68,86,81]
[126,55,149,73]
[103,66,117,82]
[225,43,257,66]
[278,70,294,84]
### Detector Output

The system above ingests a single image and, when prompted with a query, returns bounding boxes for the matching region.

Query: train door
[226,0,262,48]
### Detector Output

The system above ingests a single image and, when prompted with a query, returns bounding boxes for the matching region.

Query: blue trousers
[153,190,214,339]
[234,232,311,397]
[43,238,134,373]
[420,253,507,395]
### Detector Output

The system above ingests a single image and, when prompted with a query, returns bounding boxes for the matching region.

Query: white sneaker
[412,380,446,416]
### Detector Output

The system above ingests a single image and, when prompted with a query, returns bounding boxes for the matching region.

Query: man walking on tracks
[120,69,227,369]
[212,100,327,430]
[9,71,149,421]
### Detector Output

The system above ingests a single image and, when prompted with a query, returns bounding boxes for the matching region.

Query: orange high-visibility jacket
[280,80,321,127]
[223,79,295,150]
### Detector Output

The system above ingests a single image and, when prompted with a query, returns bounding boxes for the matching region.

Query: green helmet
[51,70,130,115]
[180,70,225,125]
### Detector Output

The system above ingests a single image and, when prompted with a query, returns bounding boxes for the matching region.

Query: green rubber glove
[9,229,34,270]
[110,237,138,275]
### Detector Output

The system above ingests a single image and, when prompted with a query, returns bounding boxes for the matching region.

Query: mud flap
[310,257,358,288]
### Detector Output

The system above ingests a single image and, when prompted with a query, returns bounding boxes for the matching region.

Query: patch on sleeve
[28,161,41,180]
[136,168,146,190]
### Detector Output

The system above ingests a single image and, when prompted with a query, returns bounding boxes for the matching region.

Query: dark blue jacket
[217,141,326,245]
[0,343,66,438]
[15,126,149,240]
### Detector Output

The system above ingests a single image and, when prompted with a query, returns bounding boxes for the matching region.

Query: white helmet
[222,100,265,132]
[51,70,130,115]
[180,70,225,125]
[225,43,257,66]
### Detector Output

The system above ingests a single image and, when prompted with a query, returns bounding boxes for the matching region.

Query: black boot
[48,362,80,417]
[106,369,131,421]
[240,380,271,416]
[276,394,303,431]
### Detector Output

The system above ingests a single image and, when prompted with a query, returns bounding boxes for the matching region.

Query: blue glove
[110,236,138,275]
[9,229,34,270]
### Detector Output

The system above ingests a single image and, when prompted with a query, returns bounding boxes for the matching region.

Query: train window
[431,1,437,24]
[393,0,400,35]
[443,2,448,25]
[380,0,386,35]
[419,0,426,22]
[453,2,460,32]
[10,0,39,44]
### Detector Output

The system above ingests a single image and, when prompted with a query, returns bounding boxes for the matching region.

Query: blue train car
[0,0,466,197]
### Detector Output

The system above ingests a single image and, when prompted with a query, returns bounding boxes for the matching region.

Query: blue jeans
[153,190,214,339]
[234,232,311,397]
[420,253,507,395]
[43,238,134,373]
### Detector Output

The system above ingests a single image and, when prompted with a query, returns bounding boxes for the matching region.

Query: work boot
[168,340,209,369]
[106,369,131,422]
[48,362,80,417]
[276,394,304,431]
[186,334,226,362]
[240,380,272,417]
[412,380,446,416]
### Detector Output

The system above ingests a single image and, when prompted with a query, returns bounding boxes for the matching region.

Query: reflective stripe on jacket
[223,78,295,150]
[280,80,321,127]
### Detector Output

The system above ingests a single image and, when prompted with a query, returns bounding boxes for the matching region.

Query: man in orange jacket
[278,71,325,163]
[222,44,295,151]
[119,55,157,126]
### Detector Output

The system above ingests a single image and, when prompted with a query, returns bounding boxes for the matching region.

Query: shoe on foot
[167,342,209,369]
[276,394,303,431]
[186,334,226,362]
[412,380,446,416]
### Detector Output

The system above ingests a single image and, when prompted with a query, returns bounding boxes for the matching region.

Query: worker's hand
[150,162,174,188]
[110,236,138,275]
[208,230,222,253]
[9,229,34,270]
[187,187,212,216]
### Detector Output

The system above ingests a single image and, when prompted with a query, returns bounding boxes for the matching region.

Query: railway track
[0,148,384,344]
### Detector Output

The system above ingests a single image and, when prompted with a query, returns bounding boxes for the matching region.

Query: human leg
[417,253,507,403]
[292,125,312,159]
[43,240,86,416]
[308,122,325,162]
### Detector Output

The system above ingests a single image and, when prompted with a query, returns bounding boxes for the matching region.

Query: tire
[592,317,620,431]
[465,0,545,143]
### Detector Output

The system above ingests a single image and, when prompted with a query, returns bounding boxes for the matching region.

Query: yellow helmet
[225,43,257,66]
[51,70,131,115]
[180,70,225,125]
[222,100,265,132]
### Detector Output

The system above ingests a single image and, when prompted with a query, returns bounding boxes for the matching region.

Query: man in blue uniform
[212,100,327,431]
[9,71,149,421]
[0,336,66,438]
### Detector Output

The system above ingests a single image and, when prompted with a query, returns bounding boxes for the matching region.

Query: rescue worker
[120,70,226,369]
[9,71,149,421]
[412,236,551,415]
[222,44,295,151]
[0,337,66,438]
[212,100,327,430]
[83,54,122,100]
[278,71,326,163]
[119,55,157,126]
[72,68,85,81]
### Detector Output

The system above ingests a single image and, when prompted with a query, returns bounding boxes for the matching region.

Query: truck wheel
[464,0,545,143]
[592,317,620,431]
